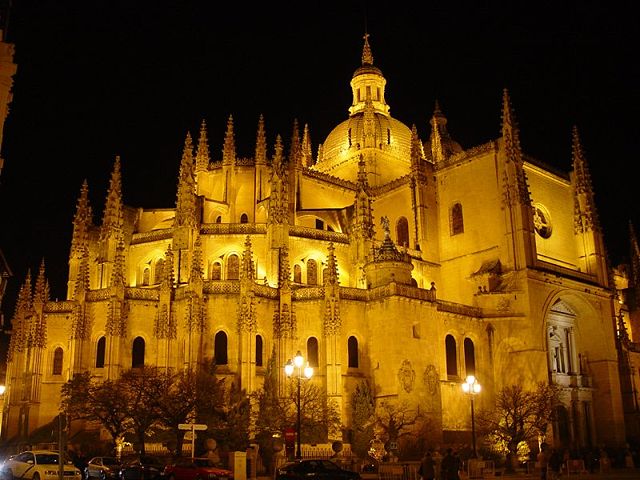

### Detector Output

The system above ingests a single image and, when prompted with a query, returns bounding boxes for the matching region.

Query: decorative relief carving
[423,364,440,396]
[398,359,416,393]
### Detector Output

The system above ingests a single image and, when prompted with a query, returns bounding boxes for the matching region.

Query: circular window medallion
[533,204,552,238]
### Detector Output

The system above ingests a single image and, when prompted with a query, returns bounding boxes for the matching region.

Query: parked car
[276,459,361,480]
[1,450,83,480]
[163,458,232,480]
[118,456,164,480]
[85,457,122,480]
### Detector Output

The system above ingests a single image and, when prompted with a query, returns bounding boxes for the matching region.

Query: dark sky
[0,1,638,319]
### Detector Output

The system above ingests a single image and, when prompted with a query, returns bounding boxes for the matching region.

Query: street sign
[284,427,296,444]
[179,423,207,431]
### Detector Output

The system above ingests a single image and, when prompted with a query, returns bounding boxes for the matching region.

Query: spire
[71,180,93,256]
[629,221,640,304]
[572,125,600,233]
[301,123,313,167]
[33,259,48,305]
[430,113,444,163]
[195,119,210,173]
[241,235,255,281]
[353,155,375,239]
[410,124,423,171]
[8,271,33,358]
[175,132,198,228]
[501,89,522,164]
[278,246,291,289]
[190,234,203,282]
[427,100,460,162]
[222,115,236,166]
[100,156,124,241]
[163,245,175,286]
[288,119,301,168]
[73,247,90,298]
[272,134,284,174]
[255,114,267,166]
[110,239,126,286]
[324,243,339,286]
[268,135,288,225]
[362,32,374,65]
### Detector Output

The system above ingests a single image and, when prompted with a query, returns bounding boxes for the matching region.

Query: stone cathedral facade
[4,36,639,451]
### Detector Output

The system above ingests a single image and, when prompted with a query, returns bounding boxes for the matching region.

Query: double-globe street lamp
[461,375,481,458]
[285,351,313,460]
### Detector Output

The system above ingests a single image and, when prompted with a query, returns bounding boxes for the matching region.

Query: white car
[1,450,82,480]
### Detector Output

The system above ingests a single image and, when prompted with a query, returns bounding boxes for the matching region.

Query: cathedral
[3,35,640,452]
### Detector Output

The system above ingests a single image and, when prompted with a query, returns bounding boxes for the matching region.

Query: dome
[321,112,412,164]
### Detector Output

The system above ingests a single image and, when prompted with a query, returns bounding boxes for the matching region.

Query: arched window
[307,259,318,285]
[256,335,263,367]
[451,203,464,235]
[464,338,476,376]
[307,337,319,368]
[214,331,228,365]
[154,258,165,284]
[294,264,302,283]
[216,215,222,223]
[396,217,409,248]
[445,334,457,377]
[348,336,359,368]
[210,262,222,280]
[52,347,63,375]
[96,336,106,368]
[132,336,145,368]
[142,267,150,286]
[227,254,239,280]
[240,213,249,223]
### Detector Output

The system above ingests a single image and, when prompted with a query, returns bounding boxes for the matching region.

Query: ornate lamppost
[462,375,481,458]
[285,351,313,459]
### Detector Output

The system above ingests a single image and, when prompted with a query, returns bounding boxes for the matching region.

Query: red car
[163,458,232,480]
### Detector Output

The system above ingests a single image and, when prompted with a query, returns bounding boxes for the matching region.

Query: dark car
[118,456,164,480]
[85,457,122,480]
[276,459,361,480]
[163,458,232,480]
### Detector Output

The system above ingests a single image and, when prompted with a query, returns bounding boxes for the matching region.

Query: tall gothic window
[396,216,409,248]
[216,215,222,223]
[227,254,239,280]
[307,259,318,285]
[132,337,145,368]
[256,335,263,367]
[96,336,106,368]
[445,335,457,377]
[307,337,319,368]
[210,262,222,280]
[464,338,476,376]
[294,264,302,283]
[142,266,151,286]
[214,331,228,365]
[240,213,249,223]
[451,203,464,235]
[52,347,63,375]
[348,336,359,368]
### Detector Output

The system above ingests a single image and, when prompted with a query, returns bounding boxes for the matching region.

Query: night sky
[0,1,638,319]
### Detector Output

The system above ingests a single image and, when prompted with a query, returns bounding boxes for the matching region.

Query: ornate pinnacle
[362,32,374,65]
[71,180,93,256]
[175,132,197,227]
[501,88,522,162]
[288,119,301,167]
[301,123,313,167]
[195,119,210,172]
[255,114,267,166]
[222,115,236,166]
[572,126,600,233]
[34,259,48,305]
[241,235,255,281]
[272,134,284,173]
[100,156,124,241]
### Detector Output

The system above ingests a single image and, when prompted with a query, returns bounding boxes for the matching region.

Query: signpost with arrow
[178,423,208,459]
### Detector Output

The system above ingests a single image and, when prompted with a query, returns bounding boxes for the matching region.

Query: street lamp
[462,375,481,458]
[285,351,313,460]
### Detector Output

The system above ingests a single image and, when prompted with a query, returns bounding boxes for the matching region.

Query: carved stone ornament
[398,359,415,393]
[423,364,439,396]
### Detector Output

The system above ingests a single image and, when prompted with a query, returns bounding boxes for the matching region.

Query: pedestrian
[441,448,461,480]
[420,450,436,480]
[537,444,549,480]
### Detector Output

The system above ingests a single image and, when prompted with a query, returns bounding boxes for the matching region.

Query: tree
[60,372,131,453]
[350,380,375,459]
[475,382,561,468]
[213,380,251,452]
[374,400,423,454]
[119,366,165,454]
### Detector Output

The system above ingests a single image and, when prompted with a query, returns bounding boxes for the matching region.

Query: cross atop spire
[362,32,374,65]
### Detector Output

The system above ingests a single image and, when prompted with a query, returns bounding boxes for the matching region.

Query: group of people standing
[420,448,461,480]
[537,443,566,480]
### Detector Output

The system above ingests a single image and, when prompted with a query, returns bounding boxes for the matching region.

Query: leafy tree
[374,401,422,452]
[350,380,375,459]
[475,382,561,469]
[283,381,341,444]
[60,372,131,453]
[213,380,251,451]
[119,366,165,454]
